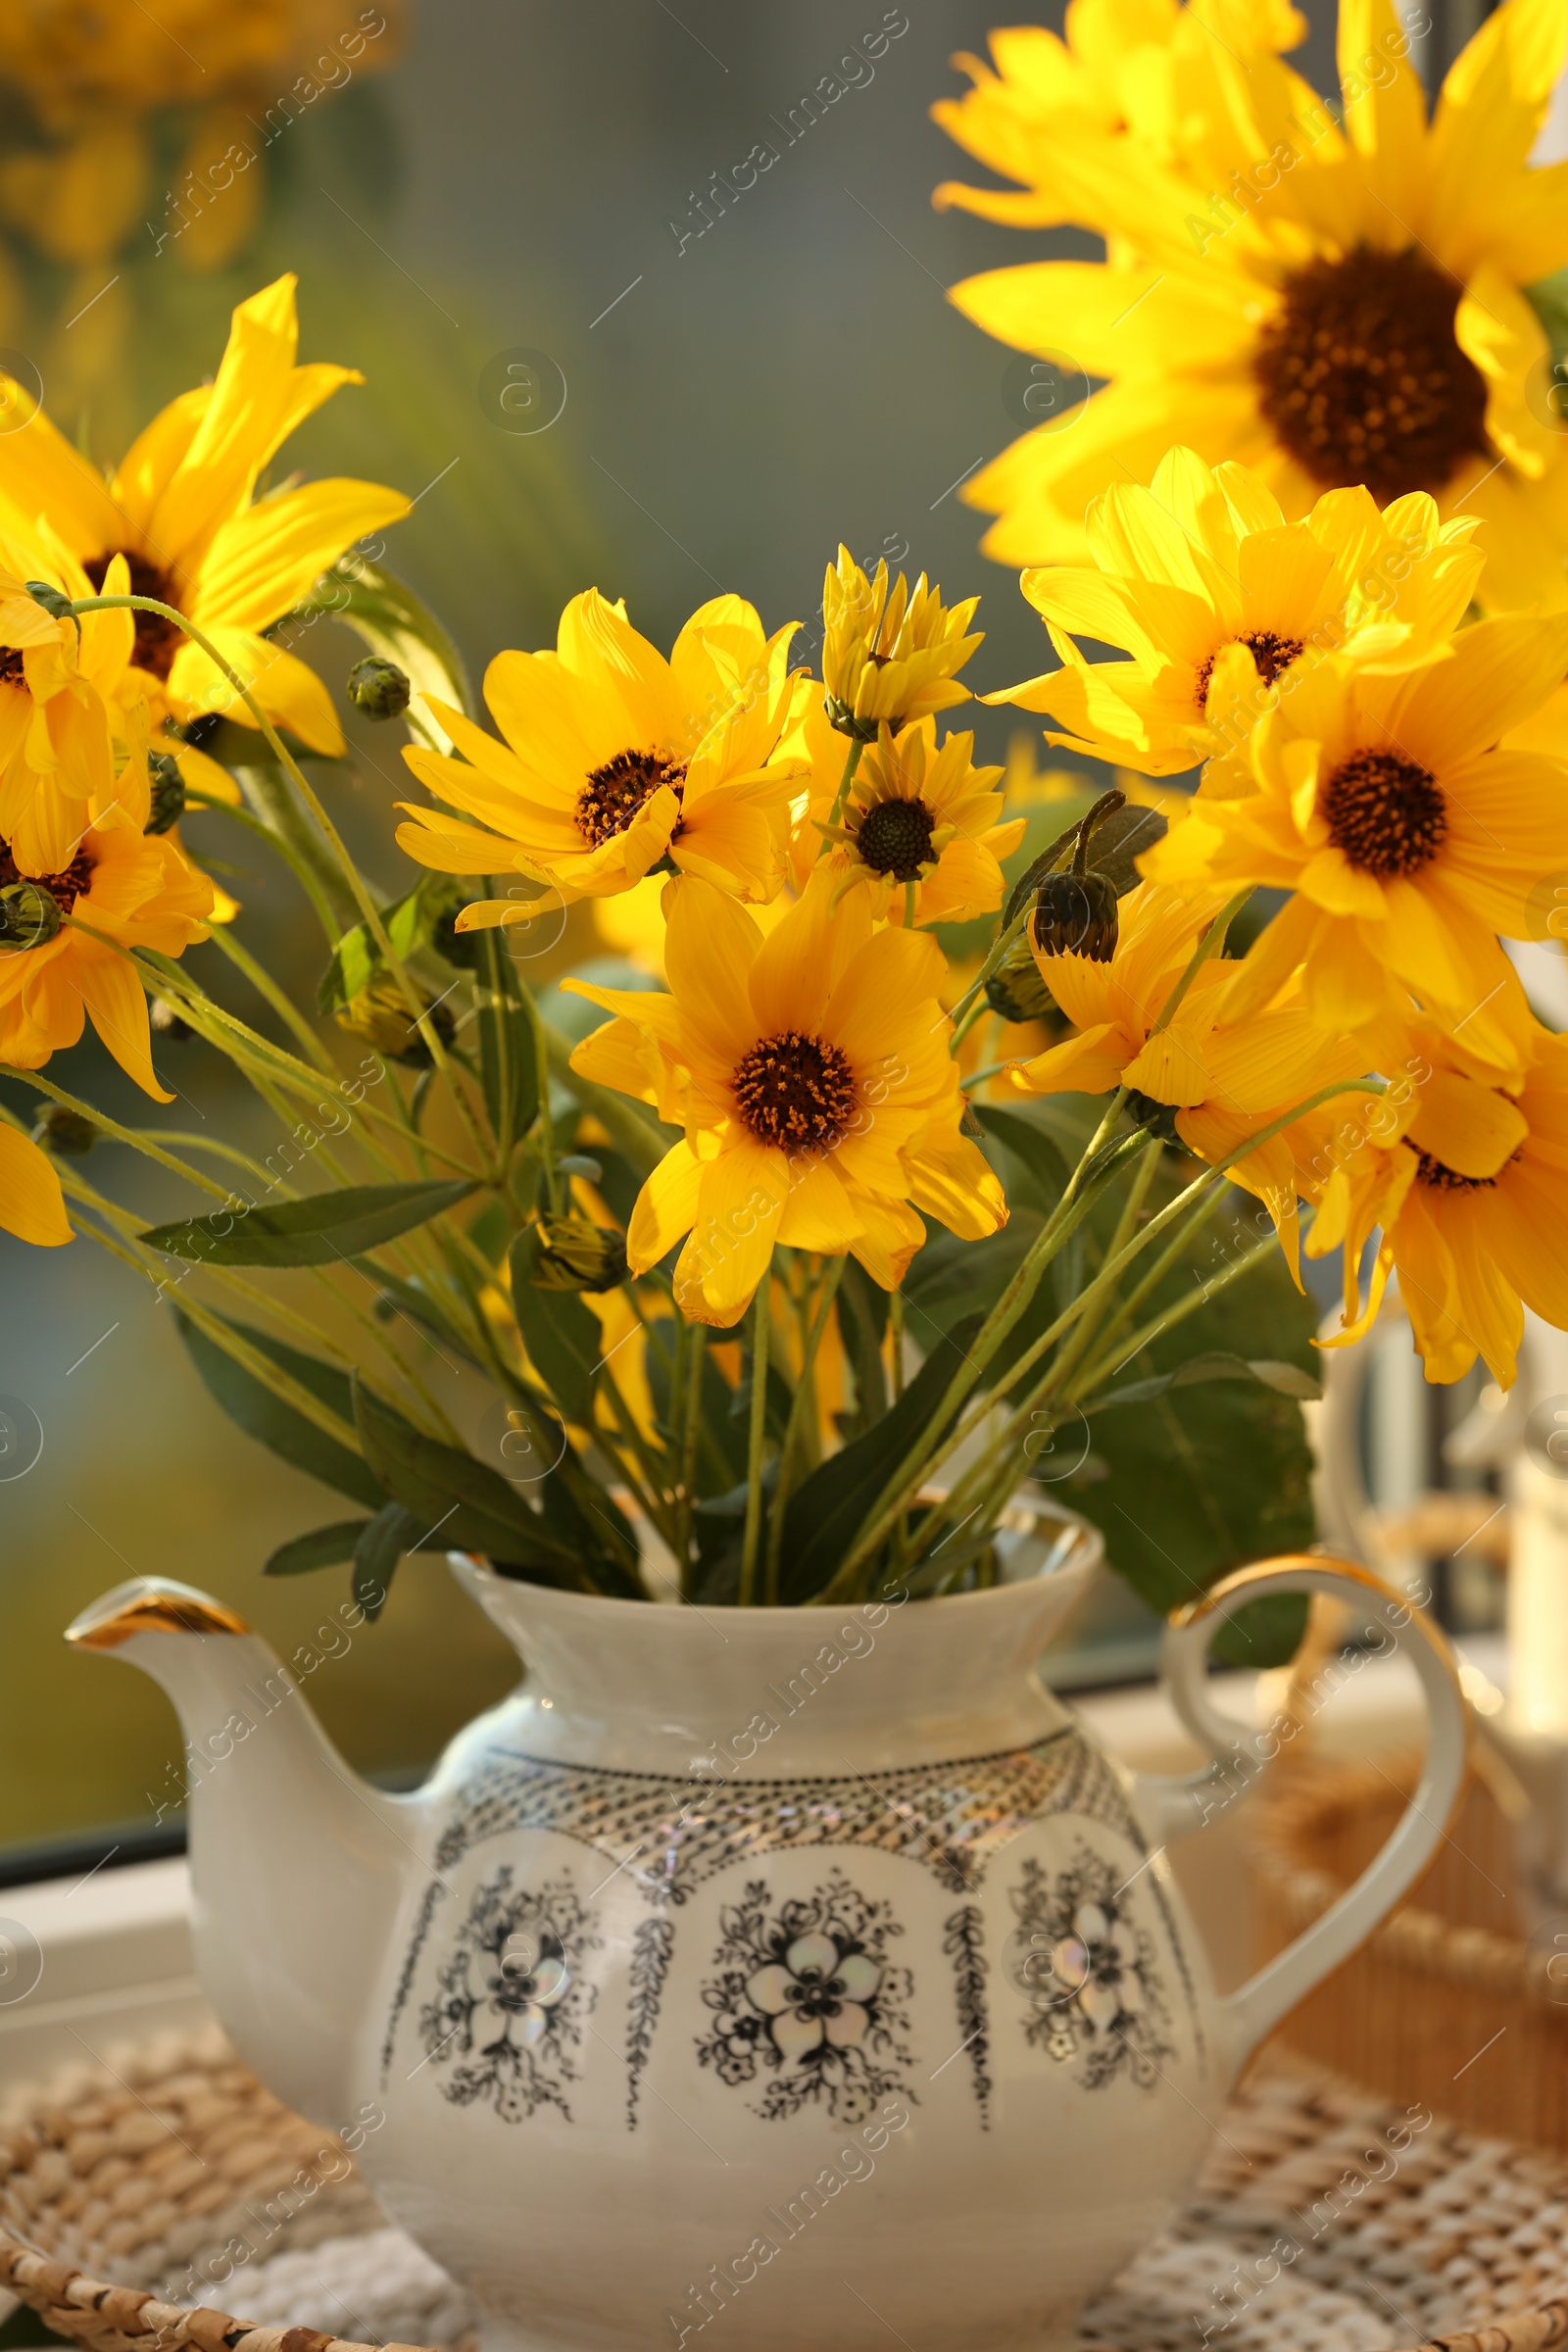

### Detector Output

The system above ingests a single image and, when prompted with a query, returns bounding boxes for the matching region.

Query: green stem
[674,1315,707,1598]
[764,1255,844,1603]
[825,737,864,836]
[1149,889,1252,1038]
[1069,1224,1294,1405]
[959,1059,1014,1093]
[949,901,1033,1055]
[187,777,345,941]
[205,922,334,1071]
[738,1282,772,1605]
[889,1289,905,1401]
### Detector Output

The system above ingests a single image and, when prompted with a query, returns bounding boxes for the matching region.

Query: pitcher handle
[1134,1552,1467,2068]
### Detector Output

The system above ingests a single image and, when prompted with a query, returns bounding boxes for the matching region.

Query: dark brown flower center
[1252,245,1490,502]
[856,795,937,881]
[83,553,184,682]
[1319,747,1447,879]
[576,747,686,849]
[732,1030,858,1153]
[1194,629,1304,713]
[0,840,93,911]
[1414,1150,1497,1193]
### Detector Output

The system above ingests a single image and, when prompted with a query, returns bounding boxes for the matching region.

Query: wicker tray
[1250,1747,1568,2153]
[5,2027,1568,2351]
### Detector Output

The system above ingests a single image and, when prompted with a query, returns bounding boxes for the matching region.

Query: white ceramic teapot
[67,1516,1464,2352]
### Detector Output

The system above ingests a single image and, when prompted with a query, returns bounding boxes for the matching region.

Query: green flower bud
[984,928,1058,1026]
[32,1105,96,1156]
[1125,1090,1182,1144]
[0,881,62,951]
[1033,868,1118,962]
[144,751,186,836]
[347,656,412,720]
[334,975,456,1067]
[529,1215,628,1294]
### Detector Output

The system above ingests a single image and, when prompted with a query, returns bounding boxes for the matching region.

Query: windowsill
[0,1634,1508,2091]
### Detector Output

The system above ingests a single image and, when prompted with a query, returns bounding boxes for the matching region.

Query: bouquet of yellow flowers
[4,251,1568,1663]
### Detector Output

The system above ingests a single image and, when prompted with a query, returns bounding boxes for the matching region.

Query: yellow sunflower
[562,873,1006,1325]
[1010,877,1379,1272]
[821,546,982,738]
[793,701,1024,925]
[1143,614,1568,1061]
[398,591,806,924]
[0,1122,70,1247]
[1299,1014,1568,1388]
[0,815,213,1100]
[941,0,1568,611]
[0,534,140,878]
[0,274,410,760]
[992,448,1485,776]
[932,0,1306,223]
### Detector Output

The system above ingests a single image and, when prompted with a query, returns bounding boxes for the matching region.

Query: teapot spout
[67,1577,411,2130]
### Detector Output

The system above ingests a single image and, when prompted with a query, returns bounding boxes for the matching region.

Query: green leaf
[475,939,542,1155]
[317,872,467,1015]
[351,1375,582,1582]
[141,1178,478,1267]
[904,1217,1043,1349]
[778,1312,986,1603]
[353,1501,421,1621]
[974,1103,1071,1213]
[291,559,472,745]
[1092,1350,1322,1410]
[509,1232,603,1423]
[175,1311,384,1509]
[265,1521,370,1575]
[837,1259,889,1441]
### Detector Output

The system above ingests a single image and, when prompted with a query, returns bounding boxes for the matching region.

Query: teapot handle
[1133,1553,1467,2069]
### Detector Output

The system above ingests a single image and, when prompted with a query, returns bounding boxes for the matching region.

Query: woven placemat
[3,2031,1567,2351]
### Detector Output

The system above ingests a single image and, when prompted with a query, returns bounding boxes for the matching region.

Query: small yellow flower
[0,815,212,1101]
[0,534,139,878]
[563,872,1006,1325]
[398,590,806,924]
[1142,615,1568,1066]
[821,546,981,739]
[991,448,1486,776]
[1298,1010,1568,1388]
[1010,878,1376,1276]
[0,275,409,758]
[806,710,1023,926]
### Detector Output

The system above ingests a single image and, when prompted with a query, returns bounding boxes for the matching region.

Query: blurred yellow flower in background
[400,591,805,924]
[564,874,1005,1325]
[940,0,1568,611]
[0,275,409,765]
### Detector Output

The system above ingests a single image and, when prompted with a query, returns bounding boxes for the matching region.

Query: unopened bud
[1125,1089,1182,1144]
[334,975,455,1067]
[985,928,1056,1025]
[347,656,411,720]
[144,752,185,835]
[32,1105,96,1156]
[1032,869,1117,962]
[528,1215,628,1294]
[0,881,61,951]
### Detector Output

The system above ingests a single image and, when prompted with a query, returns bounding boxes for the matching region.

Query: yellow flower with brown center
[939,0,1568,612]
[821,546,982,739]
[0,816,213,1100]
[1143,614,1568,1062]
[397,591,807,924]
[1298,1011,1568,1387]
[1010,878,1377,1274]
[990,448,1486,776]
[0,274,410,761]
[562,873,1006,1325]
[796,703,1024,925]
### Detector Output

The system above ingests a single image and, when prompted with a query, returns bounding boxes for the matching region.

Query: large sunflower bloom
[1299,1018,1568,1388]
[991,449,1485,776]
[932,0,1306,222]
[0,817,213,1100]
[1144,614,1568,1060]
[398,592,807,924]
[562,874,1006,1325]
[0,274,410,759]
[794,701,1024,926]
[941,0,1568,611]
[1010,878,1379,1273]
